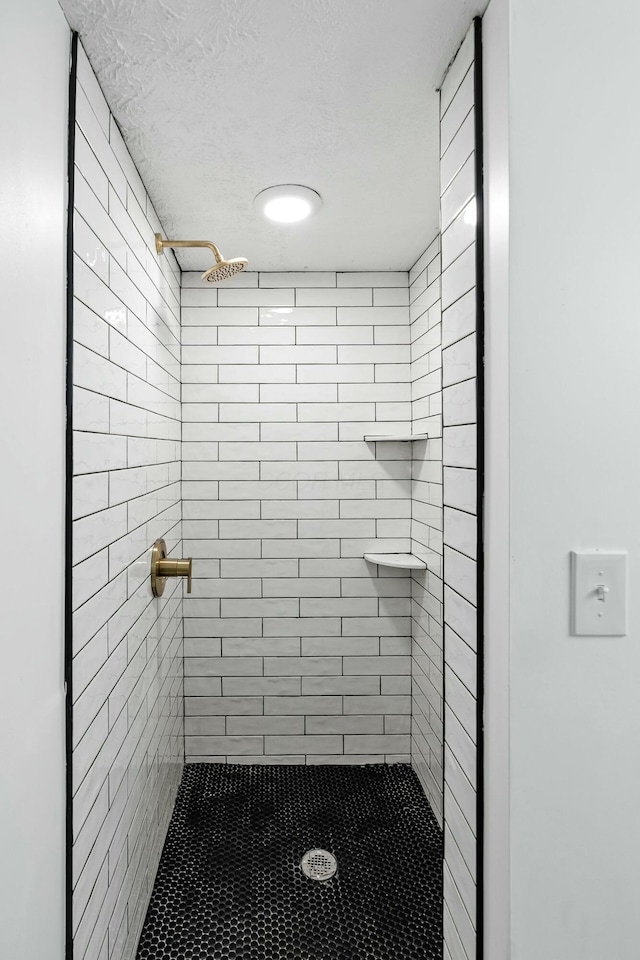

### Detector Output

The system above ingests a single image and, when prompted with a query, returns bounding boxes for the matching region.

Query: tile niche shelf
[363,433,429,442]
[363,553,427,570]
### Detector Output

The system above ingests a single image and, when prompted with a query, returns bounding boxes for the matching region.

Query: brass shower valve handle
[150,538,192,597]
[156,558,192,591]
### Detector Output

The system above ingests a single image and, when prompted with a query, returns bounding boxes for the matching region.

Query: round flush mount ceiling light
[254,184,322,223]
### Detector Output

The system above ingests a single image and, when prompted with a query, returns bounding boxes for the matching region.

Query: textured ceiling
[60,0,485,271]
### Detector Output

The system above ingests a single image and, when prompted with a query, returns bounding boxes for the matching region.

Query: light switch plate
[570,551,627,636]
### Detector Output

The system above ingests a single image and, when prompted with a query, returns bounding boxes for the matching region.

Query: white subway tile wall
[409,236,444,825]
[440,24,479,960]
[72,45,183,960]
[181,271,416,764]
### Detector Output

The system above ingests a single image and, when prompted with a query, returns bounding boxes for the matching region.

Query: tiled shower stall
[71,23,479,960]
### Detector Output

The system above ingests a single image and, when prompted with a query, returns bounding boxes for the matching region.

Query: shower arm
[155,234,224,264]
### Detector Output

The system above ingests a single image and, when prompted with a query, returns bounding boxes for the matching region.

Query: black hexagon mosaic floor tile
[136,763,443,960]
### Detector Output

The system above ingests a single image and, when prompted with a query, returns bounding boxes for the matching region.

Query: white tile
[298,519,375,539]
[443,379,476,426]
[223,677,300,696]
[182,384,258,403]
[73,473,109,520]
[443,334,476,388]
[440,25,474,115]
[220,364,296,383]
[74,214,109,283]
[260,344,336,364]
[220,478,297,501]
[74,387,110,433]
[296,326,372,345]
[260,383,337,402]
[74,299,109,357]
[259,307,336,326]
[218,288,294,307]
[375,325,411,345]
[299,480,374,499]
[441,61,474,153]
[296,288,372,307]
[373,287,409,306]
[307,715,383,734]
[444,507,477,560]
[441,110,475,193]
[75,87,126,201]
[340,498,411,519]
[344,695,411,714]
[76,44,110,134]
[182,306,257,326]
[261,423,338,442]
[300,599,379,619]
[444,467,477,514]
[183,499,258,520]
[219,442,296,461]
[185,736,263,756]
[442,290,476,348]
[259,272,336,287]
[410,237,440,286]
[74,257,127,332]
[181,365,219,384]
[298,402,374,422]
[441,156,475,232]
[338,344,409,364]
[218,326,295,345]
[109,119,147,210]
[441,245,476,311]
[342,616,411,636]
[226,716,303,735]
[182,345,258,364]
[337,272,407,288]
[260,461,339,481]
[302,676,378,695]
[338,382,410,402]
[72,550,109,611]
[261,500,338,520]
[337,307,407,325]
[446,625,476,696]
[219,519,297,539]
[181,327,219,345]
[74,433,127,474]
[183,423,258,442]
[264,656,342,676]
[182,403,220,423]
[444,546,477,605]
[265,735,342,755]
[344,735,410,754]
[442,201,476,270]
[181,287,217,308]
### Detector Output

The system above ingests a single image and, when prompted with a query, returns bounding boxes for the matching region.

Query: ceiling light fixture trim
[254,184,322,223]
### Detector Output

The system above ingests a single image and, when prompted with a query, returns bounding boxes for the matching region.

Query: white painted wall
[484,0,640,956]
[482,0,510,956]
[0,2,70,958]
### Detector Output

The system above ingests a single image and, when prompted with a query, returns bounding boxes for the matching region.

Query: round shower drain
[300,849,337,881]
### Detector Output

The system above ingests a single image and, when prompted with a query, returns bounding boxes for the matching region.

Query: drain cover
[300,849,337,881]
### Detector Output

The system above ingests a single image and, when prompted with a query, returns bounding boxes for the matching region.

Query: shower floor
[136,763,442,960]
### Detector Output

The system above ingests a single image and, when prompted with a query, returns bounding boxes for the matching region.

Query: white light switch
[570,551,627,636]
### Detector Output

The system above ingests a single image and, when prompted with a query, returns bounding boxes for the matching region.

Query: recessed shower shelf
[364,553,427,570]
[364,433,429,442]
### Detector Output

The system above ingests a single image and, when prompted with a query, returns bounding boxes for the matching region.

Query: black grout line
[65,32,79,960]
[473,16,486,960]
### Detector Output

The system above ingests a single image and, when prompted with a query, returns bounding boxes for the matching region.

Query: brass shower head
[155,234,248,283]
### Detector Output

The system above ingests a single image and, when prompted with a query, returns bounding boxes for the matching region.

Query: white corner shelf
[364,553,427,570]
[363,433,429,442]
